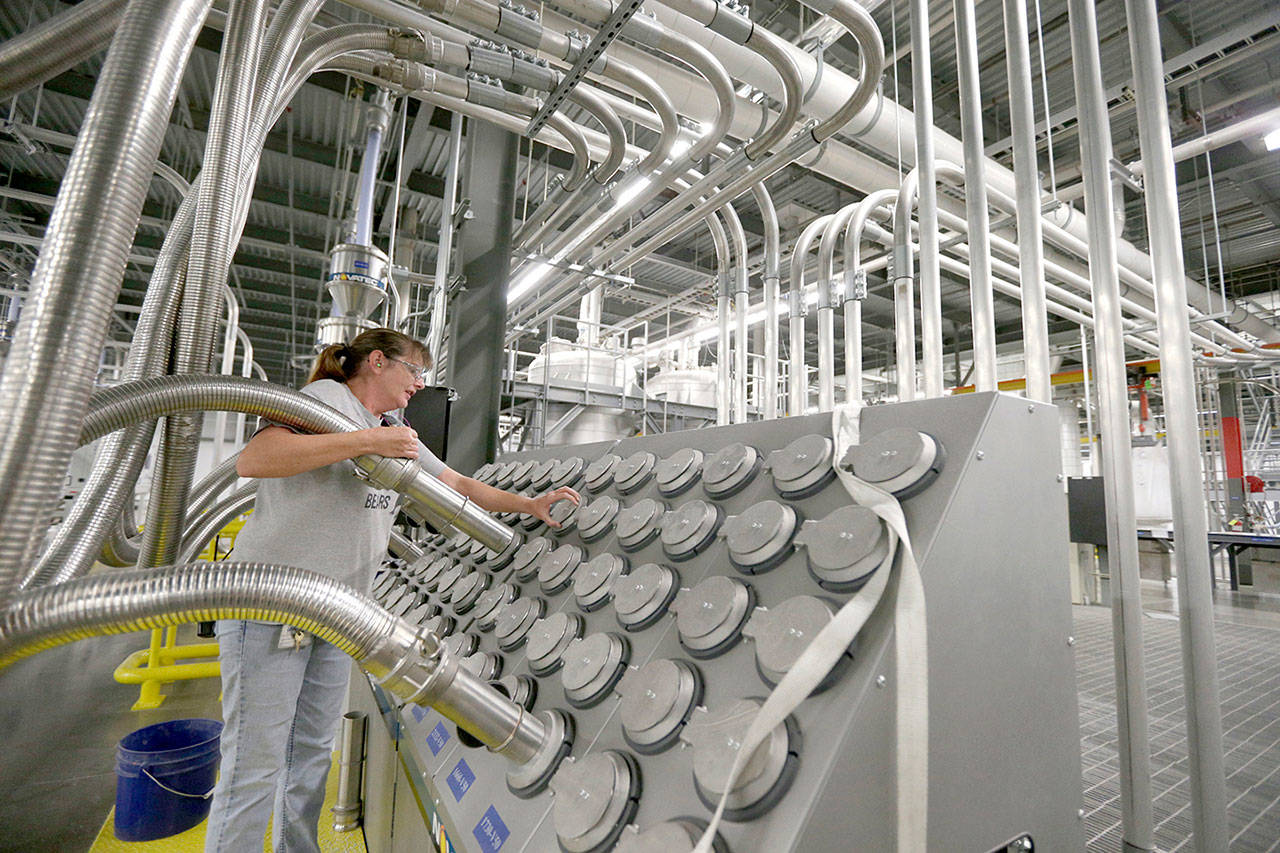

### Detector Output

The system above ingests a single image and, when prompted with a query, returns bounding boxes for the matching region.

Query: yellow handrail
[115,509,252,710]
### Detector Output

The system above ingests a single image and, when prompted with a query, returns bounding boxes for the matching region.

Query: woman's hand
[529,486,581,527]
[362,426,420,459]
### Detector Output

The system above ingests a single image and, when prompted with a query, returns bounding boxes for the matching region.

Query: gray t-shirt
[230,379,447,594]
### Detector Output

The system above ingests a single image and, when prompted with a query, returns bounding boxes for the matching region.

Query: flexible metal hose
[0,0,128,101]
[98,456,246,571]
[0,562,544,763]
[79,375,517,552]
[140,0,268,571]
[177,484,258,565]
[0,0,212,606]
[23,193,197,589]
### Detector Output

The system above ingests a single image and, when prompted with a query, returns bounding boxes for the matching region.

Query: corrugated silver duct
[0,562,544,763]
[22,194,196,590]
[0,0,128,101]
[140,0,269,572]
[0,0,212,606]
[78,375,518,552]
[177,484,258,565]
[97,456,246,572]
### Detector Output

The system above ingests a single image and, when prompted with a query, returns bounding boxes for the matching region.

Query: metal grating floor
[1074,588,1280,851]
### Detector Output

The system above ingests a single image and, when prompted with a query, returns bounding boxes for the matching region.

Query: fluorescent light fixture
[1266,128,1280,151]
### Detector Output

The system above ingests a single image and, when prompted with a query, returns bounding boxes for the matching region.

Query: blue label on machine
[472,806,509,853]
[447,758,475,802]
[409,705,427,723]
[427,721,451,755]
[354,259,369,268]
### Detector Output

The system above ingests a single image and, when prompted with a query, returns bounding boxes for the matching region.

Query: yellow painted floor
[89,752,367,852]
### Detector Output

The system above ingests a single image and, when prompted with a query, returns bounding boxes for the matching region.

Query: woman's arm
[236,425,421,478]
[438,469,580,526]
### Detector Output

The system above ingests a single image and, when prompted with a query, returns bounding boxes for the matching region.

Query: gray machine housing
[362,392,1084,852]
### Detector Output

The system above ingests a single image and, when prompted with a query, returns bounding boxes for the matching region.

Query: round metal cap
[525,611,584,675]
[743,595,836,685]
[583,454,621,492]
[450,572,490,614]
[844,427,940,496]
[434,564,467,601]
[494,596,545,651]
[614,450,657,495]
[702,443,761,498]
[618,658,700,752]
[560,632,629,707]
[767,433,835,498]
[548,498,579,535]
[459,651,501,681]
[660,500,722,561]
[673,575,753,656]
[442,632,478,658]
[615,819,722,853]
[550,751,639,853]
[510,459,538,490]
[612,563,679,630]
[418,555,452,589]
[407,601,440,625]
[574,553,627,611]
[473,463,498,483]
[472,582,518,632]
[496,674,536,711]
[578,495,621,543]
[481,533,522,571]
[655,448,704,497]
[615,498,666,551]
[465,538,488,560]
[685,697,796,819]
[550,456,586,489]
[510,537,553,582]
[493,461,519,489]
[721,500,798,572]
[421,613,454,637]
[537,543,585,594]
[528,458,558,490]
[794,504,891,587]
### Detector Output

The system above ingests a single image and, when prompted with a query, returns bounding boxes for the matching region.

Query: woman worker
[203,327,579,852]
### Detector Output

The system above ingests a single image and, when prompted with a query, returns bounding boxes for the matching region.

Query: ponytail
[307,328,431,385]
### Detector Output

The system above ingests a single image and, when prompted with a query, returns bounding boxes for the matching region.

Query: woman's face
[373,349,428,410]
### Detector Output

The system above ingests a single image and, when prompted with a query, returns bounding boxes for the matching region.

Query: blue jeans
[204,620,351,853]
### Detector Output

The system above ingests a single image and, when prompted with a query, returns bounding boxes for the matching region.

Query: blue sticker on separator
[472,805,509,852]
[447,758,475,802]
[427,721,450,755]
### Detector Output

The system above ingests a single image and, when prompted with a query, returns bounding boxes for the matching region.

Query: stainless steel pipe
[1125,0,1230,846]
[1067,0,1157,847]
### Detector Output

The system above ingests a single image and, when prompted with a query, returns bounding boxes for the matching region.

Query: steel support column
[446,117,518,475]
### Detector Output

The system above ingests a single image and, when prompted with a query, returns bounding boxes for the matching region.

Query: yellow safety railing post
[116,510,252,710]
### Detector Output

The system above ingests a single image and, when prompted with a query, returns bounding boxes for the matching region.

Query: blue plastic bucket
[114,718,223,841]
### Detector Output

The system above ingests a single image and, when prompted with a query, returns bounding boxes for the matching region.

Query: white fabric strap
[692,404,928,853]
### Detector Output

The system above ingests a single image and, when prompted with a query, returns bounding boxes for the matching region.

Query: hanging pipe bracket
[525,0,644,136]
[788,287,807,318]
[845,267,868,303]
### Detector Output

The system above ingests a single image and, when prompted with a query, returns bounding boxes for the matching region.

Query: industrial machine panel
[367,392,1083,852]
